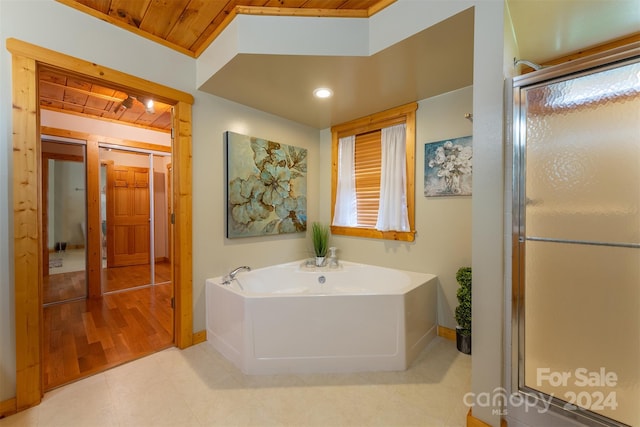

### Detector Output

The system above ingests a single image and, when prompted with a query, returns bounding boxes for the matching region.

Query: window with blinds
[354,130,382,227]
[331,102,417,241]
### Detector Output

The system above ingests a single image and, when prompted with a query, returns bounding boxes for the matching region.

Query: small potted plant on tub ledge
[311,222,329,267]
[455,266,472,355]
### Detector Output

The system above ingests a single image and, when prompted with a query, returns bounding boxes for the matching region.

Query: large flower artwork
[424,136,472,196]
[226,131,307,237]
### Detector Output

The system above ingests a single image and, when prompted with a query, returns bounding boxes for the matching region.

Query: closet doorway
[100,146,172,293]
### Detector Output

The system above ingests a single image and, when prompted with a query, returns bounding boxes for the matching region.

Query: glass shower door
[515,57,640,426]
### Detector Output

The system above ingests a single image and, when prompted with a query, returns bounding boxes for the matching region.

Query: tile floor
[1,337,470,427]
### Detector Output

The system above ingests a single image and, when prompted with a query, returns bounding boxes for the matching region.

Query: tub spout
[229,265,251,280]
[221,266,251,288]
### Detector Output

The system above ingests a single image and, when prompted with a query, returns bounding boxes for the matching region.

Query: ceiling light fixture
[114,95,134,113]
[114,95,156,114]
[145,99,155,114]
[313,87,333,99]
[121,95,134,109]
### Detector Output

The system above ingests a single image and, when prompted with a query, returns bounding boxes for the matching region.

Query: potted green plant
[311,222,329,266]
[454,266,472,354]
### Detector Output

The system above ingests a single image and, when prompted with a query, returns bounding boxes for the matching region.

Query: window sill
[330,225,415,242]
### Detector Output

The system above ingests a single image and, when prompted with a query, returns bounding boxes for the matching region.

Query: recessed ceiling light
[313,88,333,99]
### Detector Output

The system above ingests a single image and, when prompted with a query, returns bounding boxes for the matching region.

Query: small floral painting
[226,131,307,238]
[424,136,472,197]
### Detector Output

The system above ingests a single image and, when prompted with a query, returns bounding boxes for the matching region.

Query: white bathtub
[205,260,437,375]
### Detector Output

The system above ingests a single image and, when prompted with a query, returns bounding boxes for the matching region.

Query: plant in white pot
[455,266,472,354]
[311,222,329,266]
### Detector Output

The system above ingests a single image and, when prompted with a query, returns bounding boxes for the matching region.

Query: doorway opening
[100,146,172,293]
[9,38,193,411]
[41,134,176,391]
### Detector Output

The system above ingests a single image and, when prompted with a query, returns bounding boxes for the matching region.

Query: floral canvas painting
[424,136,472,197]
[226,131,307,238]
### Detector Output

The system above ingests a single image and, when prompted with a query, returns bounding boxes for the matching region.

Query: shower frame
[511,42,640,427]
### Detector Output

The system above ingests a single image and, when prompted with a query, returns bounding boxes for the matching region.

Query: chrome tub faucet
[229,265,251,279]
[222,266,251,286]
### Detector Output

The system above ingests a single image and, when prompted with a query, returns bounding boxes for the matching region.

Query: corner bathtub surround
[206,260,437,375]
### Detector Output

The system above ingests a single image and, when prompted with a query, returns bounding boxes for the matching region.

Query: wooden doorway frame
[8,38,194,411]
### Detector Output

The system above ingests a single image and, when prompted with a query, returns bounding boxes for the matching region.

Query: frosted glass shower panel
[524,241,640,426]
[524,62,640,245]
[519,57,640,426]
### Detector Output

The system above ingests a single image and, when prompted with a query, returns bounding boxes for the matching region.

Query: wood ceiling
[47,0,393,130]
[39,67,174,131]
[57,0,394,58]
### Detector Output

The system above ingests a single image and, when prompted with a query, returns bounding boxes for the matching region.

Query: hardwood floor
[102,260,172,293]
[43,271,86,305]
[43,261,172,303]
[43,283,174,391]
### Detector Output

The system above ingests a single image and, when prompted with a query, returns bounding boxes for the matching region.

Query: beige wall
[191,95,320,331]
[319,86,473,330]
[471,3,507,425]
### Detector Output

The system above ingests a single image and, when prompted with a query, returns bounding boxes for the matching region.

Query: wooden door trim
[41,126,172,154]
[172,101,193,350]
[42,156,49,278]
[86,139,101,298]
[166,163,172,265]
[11,53,42,411]
[105,160,115,267]
[8,38,193,411]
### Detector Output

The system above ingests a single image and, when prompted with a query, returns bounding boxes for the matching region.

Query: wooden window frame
[330,102,417,242]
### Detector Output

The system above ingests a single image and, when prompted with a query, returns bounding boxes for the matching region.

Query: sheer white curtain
[376,124,409,231]
[332,135,357,226]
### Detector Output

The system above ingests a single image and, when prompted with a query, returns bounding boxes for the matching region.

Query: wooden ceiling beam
[40,96,116,113]
[40,79,124,103]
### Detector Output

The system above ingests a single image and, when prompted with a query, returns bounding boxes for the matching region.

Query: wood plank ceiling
[57,0,394,57]
[40,66,174,131]
[47,0,393,130]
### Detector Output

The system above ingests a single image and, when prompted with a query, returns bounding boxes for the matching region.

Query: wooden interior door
[107,165,150,267]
